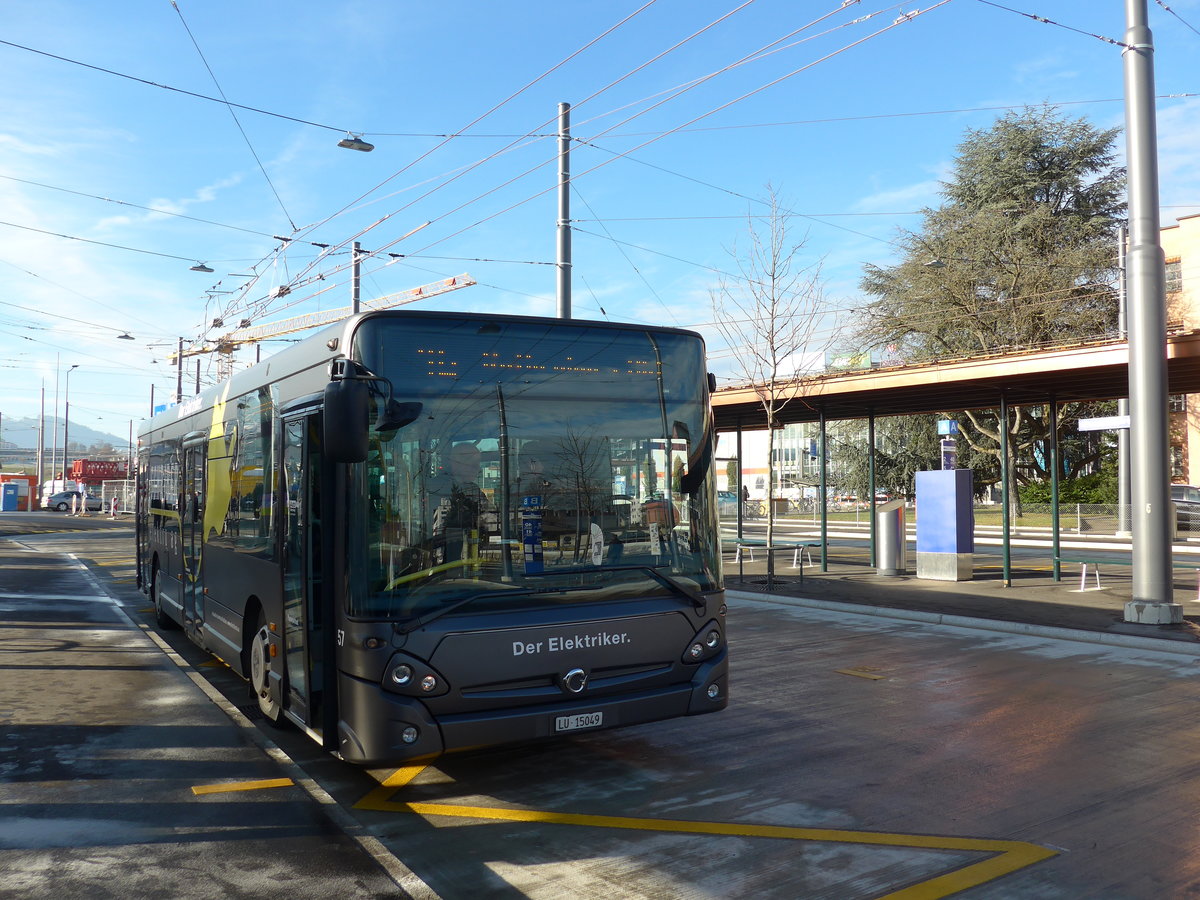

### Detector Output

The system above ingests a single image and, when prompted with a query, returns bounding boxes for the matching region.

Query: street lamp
[337,133,374,152]
[63,364,79,487]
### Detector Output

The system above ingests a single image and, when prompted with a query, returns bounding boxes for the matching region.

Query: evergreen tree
[857,107,1126,499]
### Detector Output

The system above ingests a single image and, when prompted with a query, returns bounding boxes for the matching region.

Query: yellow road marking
[382,765,430,787]
[191,777,294,795]
[354,777,1057,899]
[354,765,431,809]
[837,666,887,680]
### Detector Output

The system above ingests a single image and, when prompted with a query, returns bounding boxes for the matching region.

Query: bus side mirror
[324,378,370,463]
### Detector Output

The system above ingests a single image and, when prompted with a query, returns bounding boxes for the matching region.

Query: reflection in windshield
[347,318,721,621]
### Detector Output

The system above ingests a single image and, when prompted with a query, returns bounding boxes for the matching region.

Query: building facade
[1162,214,1200,485]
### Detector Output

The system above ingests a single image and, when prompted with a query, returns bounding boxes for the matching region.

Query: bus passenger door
[280,414,324,729]
[181,440,205,633]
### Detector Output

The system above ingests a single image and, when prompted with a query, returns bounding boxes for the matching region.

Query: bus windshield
[348,317,721,621]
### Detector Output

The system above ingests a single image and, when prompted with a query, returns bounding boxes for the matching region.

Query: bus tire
[151,563,179,631]
[248,610,283,725]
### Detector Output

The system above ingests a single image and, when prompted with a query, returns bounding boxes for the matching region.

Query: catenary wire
[169,0,296,232]
[1154,0,1200,37]
[401,3,954,264]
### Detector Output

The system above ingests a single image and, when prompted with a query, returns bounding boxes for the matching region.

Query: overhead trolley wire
[266,0,766,306]
[246,1,945,329]
[975,0,1132,47]
[569,0,903,133]
[169,0,297,232]
[0,39,361,136]
[0,256,162,332]
[0,219,203,263]
[0,174,277,239]
[291,0,665,249]
[1154,0,1200,38]
[403,2,954,262]
[210,2,940,327]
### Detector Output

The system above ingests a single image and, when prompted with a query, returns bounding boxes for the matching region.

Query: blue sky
[2,0,1199,443]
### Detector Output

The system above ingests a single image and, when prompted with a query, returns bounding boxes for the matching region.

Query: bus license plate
[555,711,603,732]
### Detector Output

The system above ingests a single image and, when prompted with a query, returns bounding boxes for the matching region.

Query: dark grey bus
[137,310,728,765]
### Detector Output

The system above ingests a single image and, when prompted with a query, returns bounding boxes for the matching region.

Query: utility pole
[556,101,572,320]
[1117,225,1132,537]
[37,384,44,488]
[51,355,59,485]
[175,337,184,404]
[1123,0,1179,622]
[352,242,362,315]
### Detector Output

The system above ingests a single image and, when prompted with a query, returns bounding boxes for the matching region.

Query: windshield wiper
[394,566,710,635]
[523,565,708,610]
[393,586,535,635]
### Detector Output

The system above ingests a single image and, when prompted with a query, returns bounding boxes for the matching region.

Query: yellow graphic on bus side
[203,382,236,546]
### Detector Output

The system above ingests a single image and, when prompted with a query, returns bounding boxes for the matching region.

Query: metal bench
[734,541,819,569]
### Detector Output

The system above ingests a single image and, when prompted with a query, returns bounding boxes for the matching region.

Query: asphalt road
[4,514,1200,897]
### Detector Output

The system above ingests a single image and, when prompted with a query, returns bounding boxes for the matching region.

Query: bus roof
[139,309,704,438]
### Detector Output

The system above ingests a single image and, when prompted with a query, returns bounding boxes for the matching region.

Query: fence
[98,479,135,516]
[972,503,1126,535]
[721,501,1134,536]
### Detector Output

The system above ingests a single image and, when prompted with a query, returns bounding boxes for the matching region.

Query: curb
[726,589,1200,659]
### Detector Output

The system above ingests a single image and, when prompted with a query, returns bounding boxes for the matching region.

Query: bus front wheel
[151,564,179,630]
[248,611,282,724]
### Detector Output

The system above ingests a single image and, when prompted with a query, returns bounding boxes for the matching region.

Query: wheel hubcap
[251,628,268,696]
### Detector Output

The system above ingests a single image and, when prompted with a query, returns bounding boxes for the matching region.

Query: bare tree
[710,186,837,547]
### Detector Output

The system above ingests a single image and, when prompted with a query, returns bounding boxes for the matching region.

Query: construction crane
[171,273,475,380]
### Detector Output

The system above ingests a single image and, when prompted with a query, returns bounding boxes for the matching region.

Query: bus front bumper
[336,653,727,766]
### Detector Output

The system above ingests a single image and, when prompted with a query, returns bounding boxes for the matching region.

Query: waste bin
[876,499,907,575]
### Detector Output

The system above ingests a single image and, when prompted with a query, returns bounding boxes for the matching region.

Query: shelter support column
[736,424,744,541]
[1000,394,1011,588]
[868,409,877,568]
[1050,396,1061,582]
[819,408,828,572]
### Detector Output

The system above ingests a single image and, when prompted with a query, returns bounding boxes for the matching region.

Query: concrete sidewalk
[724,545,1200,651]
[0,534,412,898]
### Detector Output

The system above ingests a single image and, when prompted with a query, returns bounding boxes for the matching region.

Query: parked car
[1172,484,1200,532]
[716,490,739,516]
[43,491,103,512]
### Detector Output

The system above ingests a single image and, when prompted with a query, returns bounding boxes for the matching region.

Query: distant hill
[1,416,130,452]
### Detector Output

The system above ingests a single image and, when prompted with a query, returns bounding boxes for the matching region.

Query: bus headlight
[681,620,724,664]
[383,654,448,697]
[401,726,420,744]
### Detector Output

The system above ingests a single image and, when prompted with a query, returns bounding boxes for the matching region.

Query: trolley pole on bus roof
[1123,0,1179,623]
[556,101,571,320]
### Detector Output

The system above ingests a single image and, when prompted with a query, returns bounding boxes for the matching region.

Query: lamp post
[63,364,79,487]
